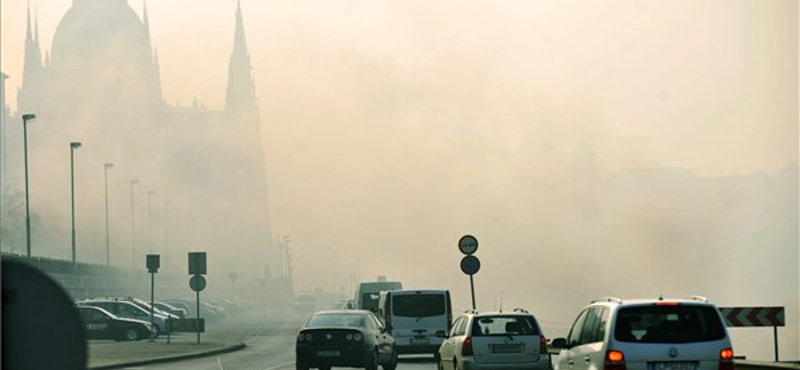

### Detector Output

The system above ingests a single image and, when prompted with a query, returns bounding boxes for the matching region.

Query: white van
[355,281,402,312]
[377,289,452,355]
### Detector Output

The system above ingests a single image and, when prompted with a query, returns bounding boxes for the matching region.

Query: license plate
[491,344,523,353]
[317,350,341,357]
[410,338,430,345]
[649,362,699,370]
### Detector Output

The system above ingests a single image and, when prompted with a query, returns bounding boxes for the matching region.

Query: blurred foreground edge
[2,258,87,370]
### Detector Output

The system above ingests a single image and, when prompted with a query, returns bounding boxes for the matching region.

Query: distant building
[5,0,276,275]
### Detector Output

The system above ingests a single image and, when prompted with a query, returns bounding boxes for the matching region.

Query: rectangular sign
[146,254,160,273]
[718,307,785,327]
[167,318,205,332]
[188,251,207,275]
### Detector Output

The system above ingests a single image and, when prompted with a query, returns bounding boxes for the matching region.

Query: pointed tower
[225,0,258,120]
[18,3,43,112]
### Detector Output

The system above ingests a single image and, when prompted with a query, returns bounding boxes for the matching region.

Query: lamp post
[147,190,155,253]
[164,200,170,270]
[103,163,114,265]
[130,179,138,269]
[69,141,82,264]
[22,113,36,259]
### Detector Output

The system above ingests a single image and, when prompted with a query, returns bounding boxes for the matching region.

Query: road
[136,314,440,370]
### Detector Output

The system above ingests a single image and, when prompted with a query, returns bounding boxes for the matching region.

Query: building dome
[51,0,150,68]
[47,0,161,115]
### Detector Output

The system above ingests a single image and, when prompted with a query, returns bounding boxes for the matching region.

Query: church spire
[20,1,42,111]
[225,0,258,120]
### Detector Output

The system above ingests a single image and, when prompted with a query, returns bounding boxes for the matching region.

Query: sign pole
[773,326,778,362]
[149,271,155,342]
[469,274,476,310]
[196,290,201,344]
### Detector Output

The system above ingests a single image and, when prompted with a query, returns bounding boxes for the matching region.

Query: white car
[377,289,452,355]
[551,297,733,370]
[438,309,551,370]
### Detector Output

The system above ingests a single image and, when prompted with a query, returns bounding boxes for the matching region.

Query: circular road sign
[458,235,479,255]
[189,275,207,292]
[460,255,481,275]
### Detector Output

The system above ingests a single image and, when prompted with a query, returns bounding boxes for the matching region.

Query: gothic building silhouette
[2,0,276,276]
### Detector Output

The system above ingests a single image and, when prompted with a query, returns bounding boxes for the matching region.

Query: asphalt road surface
[136,314,440,370]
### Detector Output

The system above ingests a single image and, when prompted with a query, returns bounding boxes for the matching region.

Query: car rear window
[307,313,366,328]
[614,305,726,343]
[471,315,540,336]
[392,294,446,317]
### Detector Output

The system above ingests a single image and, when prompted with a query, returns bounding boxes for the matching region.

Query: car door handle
[568,359,574,365]
[584,356,591,363]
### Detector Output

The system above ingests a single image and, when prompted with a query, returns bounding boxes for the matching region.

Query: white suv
[551,297,733,370]
[438,309,551,370]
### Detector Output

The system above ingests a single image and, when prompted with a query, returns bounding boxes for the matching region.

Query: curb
[89,342,247,370]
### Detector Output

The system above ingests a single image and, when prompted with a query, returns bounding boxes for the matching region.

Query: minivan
[377,289,452,355]
[355,280,402,312]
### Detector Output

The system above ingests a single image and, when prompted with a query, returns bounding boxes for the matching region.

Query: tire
[122,327,141,341]
[319,367,331,370]
[365,349,379,370]
[295,362,309,370]
[382,347,398,370]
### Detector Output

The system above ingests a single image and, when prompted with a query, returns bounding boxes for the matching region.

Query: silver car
[551,297,733,370]
[438,309,551,370]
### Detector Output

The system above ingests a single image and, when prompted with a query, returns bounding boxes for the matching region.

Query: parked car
[550,297,733,370]
[438,308,550,370]
[376,289,452,355]
[76,305,156,341]
[296,310,398,370]
[77,299,169,334]
[83,296,179,319]
[152,301,187,318]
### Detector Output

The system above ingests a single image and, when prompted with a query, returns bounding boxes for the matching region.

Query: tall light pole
[130,179,138,269]
[147,190,155,253]
[164,200,170,270]
[22,113,36,259]
[103,163,114,265]
[69,141,82,264]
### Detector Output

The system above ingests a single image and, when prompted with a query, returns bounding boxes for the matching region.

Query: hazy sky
[2,0,797,178]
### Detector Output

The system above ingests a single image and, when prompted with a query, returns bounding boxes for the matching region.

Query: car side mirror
[550,337,567,350]
[435,330,447,338]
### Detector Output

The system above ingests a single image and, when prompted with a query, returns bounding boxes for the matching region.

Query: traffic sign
[146,254,160,273]
[189,275,207,292]
[460,255,481,275]
[188,252,207,275]
[718,307,785,327]
[458,235,478,255]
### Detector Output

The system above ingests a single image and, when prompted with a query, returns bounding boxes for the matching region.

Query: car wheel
[382,347,398,370]
[122,327,141,341]
[295,362,309,370]
[319,367,331,370]
[365,349,379,370]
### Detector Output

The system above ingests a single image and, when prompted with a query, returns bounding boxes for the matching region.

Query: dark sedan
[76,305,155,341]
[296,310,397,370]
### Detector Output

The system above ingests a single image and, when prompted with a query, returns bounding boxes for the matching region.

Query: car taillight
[719,348,734,370]
[353,332,363,341]
[540,336,548,354]
[462,337,473,356]
[605,350,627,370]
[297,333,305,342]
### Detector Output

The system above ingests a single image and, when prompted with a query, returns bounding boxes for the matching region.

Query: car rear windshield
[614,305,726,343]
[307,313,366,328]
[471,315,540,336]
[392,294,446,317]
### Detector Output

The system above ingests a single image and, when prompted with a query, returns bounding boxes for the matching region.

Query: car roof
[314,309,371,315]
[588,297,715,308]
[385,289,448,295]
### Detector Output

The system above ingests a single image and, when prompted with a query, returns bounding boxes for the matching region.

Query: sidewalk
[88,335,245,369]
[86,309,299,369]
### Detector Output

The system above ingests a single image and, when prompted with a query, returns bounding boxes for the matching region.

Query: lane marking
[218,356,225,370]
[263,360,295,370]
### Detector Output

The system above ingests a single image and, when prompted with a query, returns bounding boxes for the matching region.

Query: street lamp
[164,200,170,269]
[69,141,82,264]
[103,163,114,266]
[130,179,138,269]
[147,190,155,253]
[22,113,36,259]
